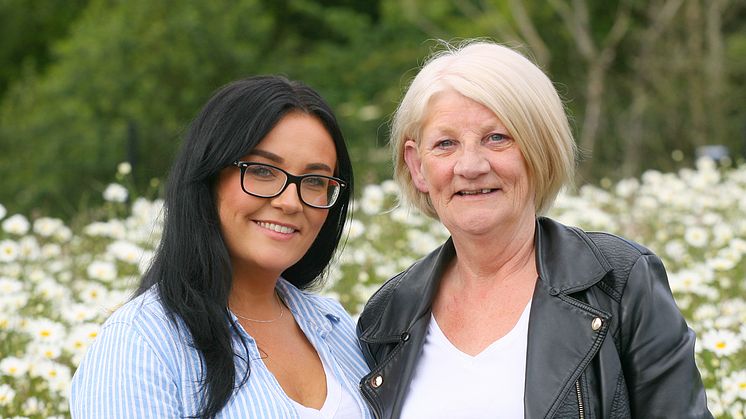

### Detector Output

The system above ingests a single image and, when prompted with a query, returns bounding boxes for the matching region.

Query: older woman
[357,41,711,418]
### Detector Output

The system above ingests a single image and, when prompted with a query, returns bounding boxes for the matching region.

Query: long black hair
[136,75,353,418]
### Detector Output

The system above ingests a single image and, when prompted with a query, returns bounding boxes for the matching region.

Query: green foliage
[0,0,423,218]
[0,0,89,95]
[0,0,277,217]
[1,0,745,220]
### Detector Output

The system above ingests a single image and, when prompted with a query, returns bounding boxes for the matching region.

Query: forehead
[248,112,337,170]
[420,91,504,134]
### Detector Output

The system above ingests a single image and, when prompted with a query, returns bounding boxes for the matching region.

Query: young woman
[71,76,372,419]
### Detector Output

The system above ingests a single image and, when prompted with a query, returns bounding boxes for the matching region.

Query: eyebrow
[249,149,334,173]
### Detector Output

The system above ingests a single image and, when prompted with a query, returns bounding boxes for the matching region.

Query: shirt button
[591,317,603,331]
[370,374,383,388]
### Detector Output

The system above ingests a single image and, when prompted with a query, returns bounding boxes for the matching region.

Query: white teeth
[257,222,295,234]
[460,189,493,195]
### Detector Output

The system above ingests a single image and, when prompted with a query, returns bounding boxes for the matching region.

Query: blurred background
[2,3,746,415]
[1,0,745,219]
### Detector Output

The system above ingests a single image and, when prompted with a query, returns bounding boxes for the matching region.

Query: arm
[70,320,182,418]
[620,254,712,418]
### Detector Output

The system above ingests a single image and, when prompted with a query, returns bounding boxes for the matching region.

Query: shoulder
[540,216,653,264]
[104,287,167,323]
[278,278,356,330]
[364,238,448,309]
[71,288,188,418]
[357,269,407,329]
[538,217,664,300]
[91,287,189,362]
[305,291,354,321]
[585,230,653,261]
[358,240,451,335]
[587,230,664,303]
[102,288,176,336]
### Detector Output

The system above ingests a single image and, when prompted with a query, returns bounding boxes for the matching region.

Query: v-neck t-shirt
[400,300,532,418]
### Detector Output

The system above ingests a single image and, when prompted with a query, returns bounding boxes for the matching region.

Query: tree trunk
[686,0,707,149]
[704,0,727,147]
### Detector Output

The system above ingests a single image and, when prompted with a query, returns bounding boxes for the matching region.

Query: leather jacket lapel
[359,240,455,419]
[524,218,614,418]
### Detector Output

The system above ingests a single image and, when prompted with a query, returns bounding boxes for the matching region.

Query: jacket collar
[534,216,612,293]
[358,238,455,342]
[359,217,612,341]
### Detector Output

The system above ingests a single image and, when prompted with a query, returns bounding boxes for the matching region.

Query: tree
[389,0,746,181]
[0,0,89,96]
[0,0,415,217]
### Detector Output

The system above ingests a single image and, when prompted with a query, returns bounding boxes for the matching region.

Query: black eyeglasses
[232,161,346,209]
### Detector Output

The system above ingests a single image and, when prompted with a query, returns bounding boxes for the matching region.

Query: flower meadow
[0,158,744,418]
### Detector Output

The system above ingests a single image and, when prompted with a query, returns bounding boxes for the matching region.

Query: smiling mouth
[457,189,495,196]
[256,221,297,234]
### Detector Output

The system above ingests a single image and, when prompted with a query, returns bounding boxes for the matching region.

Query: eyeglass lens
[243,164,341,208]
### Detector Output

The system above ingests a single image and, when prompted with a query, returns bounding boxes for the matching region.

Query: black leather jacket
[357,217,712,419]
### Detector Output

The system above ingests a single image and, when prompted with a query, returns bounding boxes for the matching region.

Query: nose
[453,144,490,179]
[270,183,303,214]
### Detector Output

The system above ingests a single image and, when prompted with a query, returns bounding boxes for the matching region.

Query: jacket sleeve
[619,254,712,418]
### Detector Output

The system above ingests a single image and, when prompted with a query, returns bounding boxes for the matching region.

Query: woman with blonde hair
[357,41,711,418]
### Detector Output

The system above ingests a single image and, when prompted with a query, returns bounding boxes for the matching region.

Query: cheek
[308,211,330,233]
[511,165,536,207]
[421,161,451,190]
[215,173,237,217]
[215,189,238,224]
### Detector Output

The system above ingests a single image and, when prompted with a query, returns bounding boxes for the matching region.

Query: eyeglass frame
[232,161,347,209]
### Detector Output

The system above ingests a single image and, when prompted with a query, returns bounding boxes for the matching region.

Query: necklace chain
[231,292,285,323]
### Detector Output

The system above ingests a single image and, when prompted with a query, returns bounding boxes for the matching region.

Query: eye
[303,176,328,189]
[485,133,512,147]
[434,139,456,149]
[487,133,507,143]
[245,164,279,180]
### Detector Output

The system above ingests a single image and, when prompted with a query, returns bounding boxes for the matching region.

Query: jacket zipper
[575,379,585,419]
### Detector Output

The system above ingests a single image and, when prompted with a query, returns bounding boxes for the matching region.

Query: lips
[256,221,297,234]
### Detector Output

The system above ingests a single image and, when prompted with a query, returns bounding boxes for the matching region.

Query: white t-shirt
[290,356,362,419]
[400,300,532,418]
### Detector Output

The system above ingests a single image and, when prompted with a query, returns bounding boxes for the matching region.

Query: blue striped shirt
[70,278,373,418]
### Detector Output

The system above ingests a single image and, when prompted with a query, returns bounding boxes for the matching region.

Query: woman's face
[404,90,535,238]
[216,112,337,279]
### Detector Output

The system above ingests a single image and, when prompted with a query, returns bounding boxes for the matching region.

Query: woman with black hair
[71,76,373,419]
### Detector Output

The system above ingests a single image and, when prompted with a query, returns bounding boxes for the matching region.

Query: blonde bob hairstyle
[391,40,576,218]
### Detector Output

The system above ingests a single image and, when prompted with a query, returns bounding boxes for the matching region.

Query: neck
[228,263,284,318]
[449,216,536,287]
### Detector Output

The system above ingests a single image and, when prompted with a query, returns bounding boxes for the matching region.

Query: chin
[446,220,495,236]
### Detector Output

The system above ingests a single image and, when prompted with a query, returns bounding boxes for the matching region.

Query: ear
[403,140,429,193]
